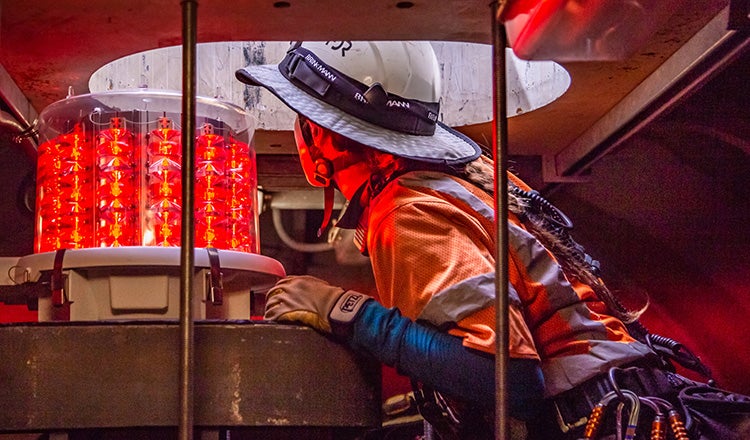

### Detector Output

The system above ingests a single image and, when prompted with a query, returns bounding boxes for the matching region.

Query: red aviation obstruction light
[95,117,139,247]
[147,116,183,247]
[34,90,259,254]
[5,91,283,324]
[36,122,94,252]
[226,137,258,253]
[195,123,228,250]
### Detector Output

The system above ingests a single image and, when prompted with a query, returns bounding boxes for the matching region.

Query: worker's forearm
[343,300,544,419]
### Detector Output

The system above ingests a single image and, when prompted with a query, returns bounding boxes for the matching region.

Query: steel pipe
[491,2,510,439]
[180,1,199,439]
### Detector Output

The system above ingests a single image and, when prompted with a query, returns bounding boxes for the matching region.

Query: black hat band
[278,46,440,136]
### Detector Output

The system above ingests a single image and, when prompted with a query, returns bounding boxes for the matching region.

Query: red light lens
[35,115,258,253]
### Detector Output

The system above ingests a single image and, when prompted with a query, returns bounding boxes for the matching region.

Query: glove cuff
[330,290,371,324]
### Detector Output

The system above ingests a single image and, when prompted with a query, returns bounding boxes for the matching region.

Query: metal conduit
[179,1,198,439]
[491,2,510,439]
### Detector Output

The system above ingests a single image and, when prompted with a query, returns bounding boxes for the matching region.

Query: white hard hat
[298,41,442,103]
[236,41,480,165]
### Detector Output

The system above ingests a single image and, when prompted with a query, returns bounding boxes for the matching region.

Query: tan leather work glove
[264,275,371,334]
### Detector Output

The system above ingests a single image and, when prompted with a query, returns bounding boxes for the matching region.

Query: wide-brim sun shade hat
[235,42,481,165]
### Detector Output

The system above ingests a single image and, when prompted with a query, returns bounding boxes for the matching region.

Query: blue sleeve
[342,299,545,420]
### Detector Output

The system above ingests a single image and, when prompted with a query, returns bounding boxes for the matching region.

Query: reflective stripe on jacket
[366,170,654,396]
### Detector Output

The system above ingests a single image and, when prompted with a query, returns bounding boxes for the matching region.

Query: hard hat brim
[235,64,481,165]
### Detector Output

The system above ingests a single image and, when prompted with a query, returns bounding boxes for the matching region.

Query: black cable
[508,183,601,275]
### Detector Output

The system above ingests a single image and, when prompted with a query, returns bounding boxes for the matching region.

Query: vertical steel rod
[491,3,510,439]
[179,1,198,439]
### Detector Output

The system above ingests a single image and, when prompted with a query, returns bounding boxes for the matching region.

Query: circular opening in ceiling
[88,41,570,131]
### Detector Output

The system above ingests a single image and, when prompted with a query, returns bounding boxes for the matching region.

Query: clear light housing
[34,90,259,253]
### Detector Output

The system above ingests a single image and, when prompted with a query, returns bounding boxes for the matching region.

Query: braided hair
[459,155,645,323]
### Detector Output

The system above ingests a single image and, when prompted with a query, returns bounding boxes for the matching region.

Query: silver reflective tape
[507,222,582,312]
[417,272,521,326]
[400,174,494,222]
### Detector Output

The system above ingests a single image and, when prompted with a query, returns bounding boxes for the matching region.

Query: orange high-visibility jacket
[365,170,654,396]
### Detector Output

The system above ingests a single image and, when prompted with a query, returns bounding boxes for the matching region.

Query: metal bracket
[205,247,223,306]
[50,249,71,321]
[50,249,69,306]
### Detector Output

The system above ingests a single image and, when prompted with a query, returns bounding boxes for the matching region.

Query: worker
[236,41,748,439]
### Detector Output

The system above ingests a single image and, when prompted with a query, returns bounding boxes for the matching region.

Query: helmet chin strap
[318,185,335,237]
[294,116,353,237]
[311,157,336,237]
